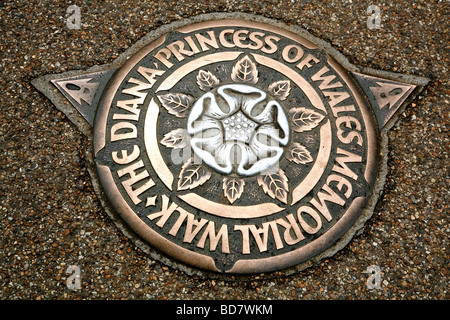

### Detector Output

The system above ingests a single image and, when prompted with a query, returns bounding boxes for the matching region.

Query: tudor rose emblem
[32,15,428,275]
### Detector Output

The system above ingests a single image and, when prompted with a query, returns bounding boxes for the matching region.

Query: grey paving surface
[0,0,448,300]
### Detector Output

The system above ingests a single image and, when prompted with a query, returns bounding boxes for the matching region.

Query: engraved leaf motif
[177,158,212,191]
[158,93,194,118]
[196,70,220,91]
[160,128,189,149]
[289,107,325,132]
[286,142,313,164]
[222,177,245,204]
[268,80,291,101]
[231,55,259,84]
[257,169,289,204]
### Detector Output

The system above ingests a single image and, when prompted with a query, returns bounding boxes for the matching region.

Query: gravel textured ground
[0,0,448,301]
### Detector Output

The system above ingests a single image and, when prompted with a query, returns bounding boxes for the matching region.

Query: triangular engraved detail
[369,81,412,110]
[53,78,100,105]
[49,70,116,127]
[352,72,416,130]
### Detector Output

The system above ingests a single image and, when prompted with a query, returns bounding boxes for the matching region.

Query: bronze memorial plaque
[32,13,428,276]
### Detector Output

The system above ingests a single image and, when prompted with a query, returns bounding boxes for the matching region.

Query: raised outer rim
[93,14,379,276]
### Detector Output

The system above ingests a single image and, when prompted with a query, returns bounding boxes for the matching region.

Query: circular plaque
[93,18,379,274]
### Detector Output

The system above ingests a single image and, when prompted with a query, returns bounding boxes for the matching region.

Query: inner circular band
[144,53,331,218]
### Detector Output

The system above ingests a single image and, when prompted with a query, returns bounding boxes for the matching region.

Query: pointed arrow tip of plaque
[51,77,100,106]
[352,72,419,131]
[48,69,116,128]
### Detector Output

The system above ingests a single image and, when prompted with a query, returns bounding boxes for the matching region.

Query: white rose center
[187,84,289,177]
